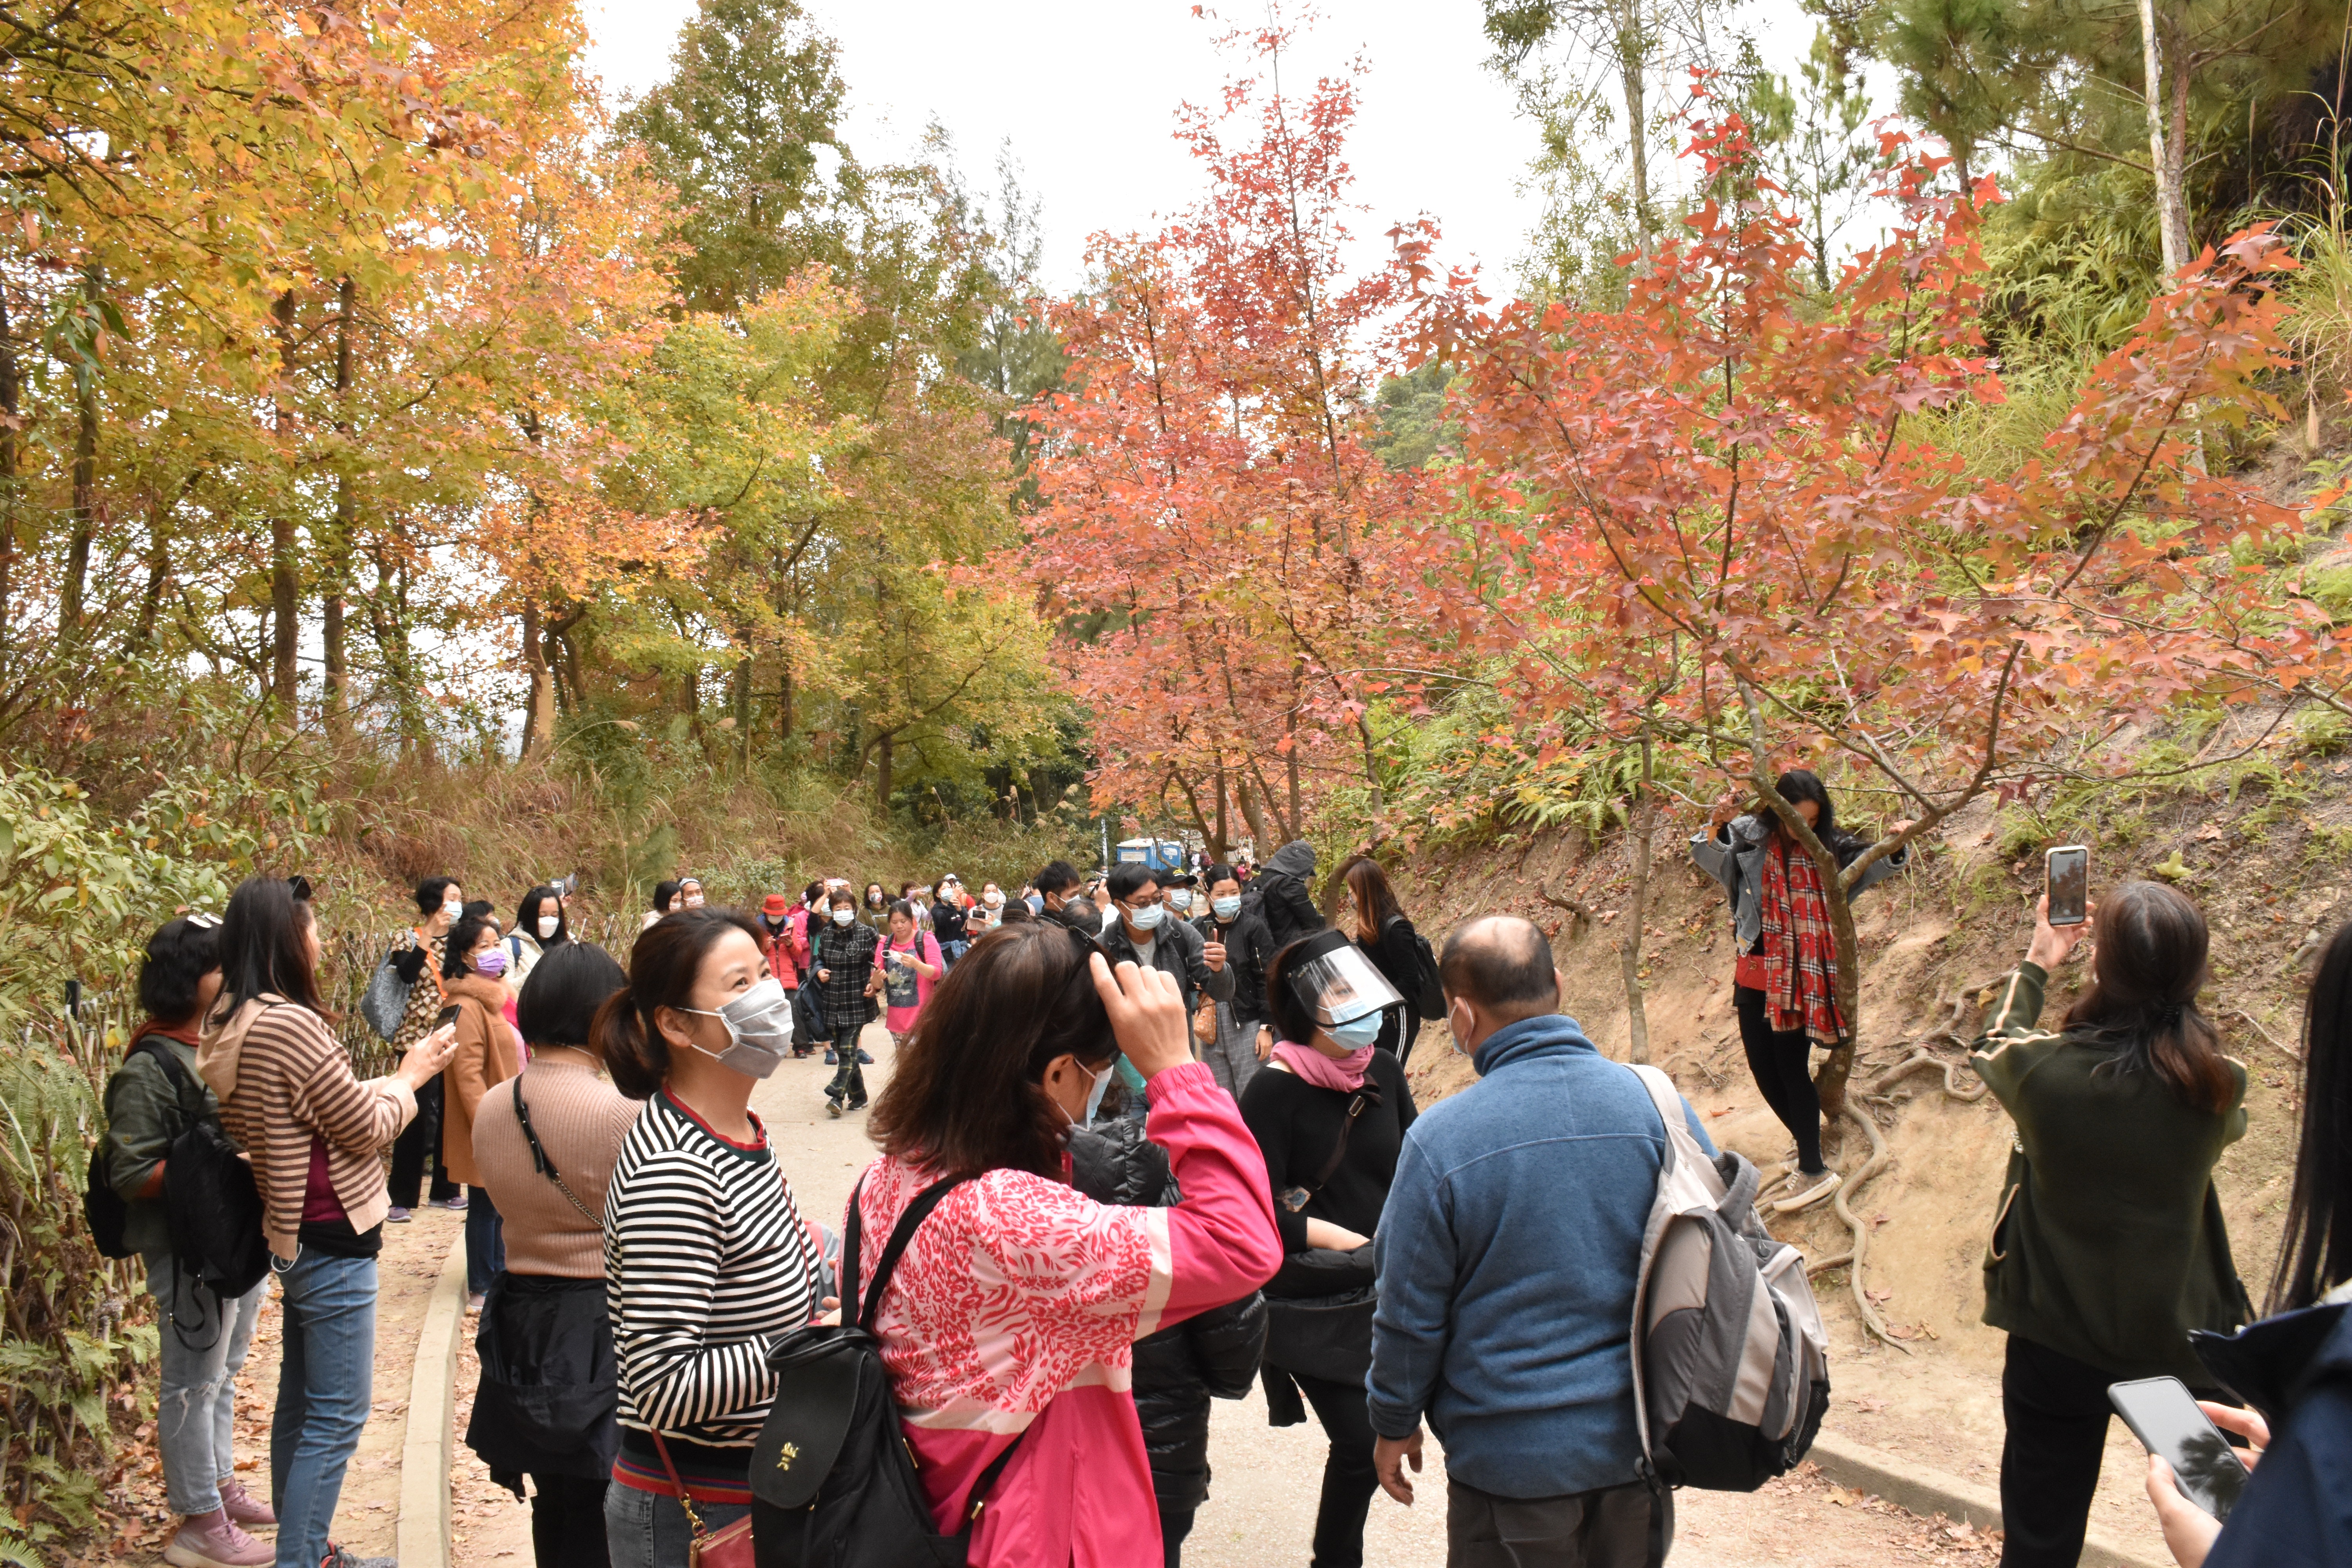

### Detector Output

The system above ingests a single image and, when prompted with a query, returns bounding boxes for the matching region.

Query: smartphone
[434,1004,462,1031]
[2046,845,2089,927]
[2108,1377,2249,1522]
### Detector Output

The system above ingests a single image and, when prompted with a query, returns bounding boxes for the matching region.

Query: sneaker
[847,1100,868,1112]
[384,1206,412,1224]
[437,1193,468,1211]
[218,1478,275,1528]
[466,1292,486,1313]
[320,1547,397,1568]
[826,1099,844,1119]
[824,1049,838,1065]
[1771,1170,1842,1214]
[856,1049,874,1065]
[163,1511,270,1568]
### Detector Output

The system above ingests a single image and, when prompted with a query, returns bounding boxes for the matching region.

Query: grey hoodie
[1252,840,1327,952]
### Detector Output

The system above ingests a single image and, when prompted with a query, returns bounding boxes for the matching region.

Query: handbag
[1192,998,1219,1045]
[652,1430,755,1568]
[1262,1083,1381,1384]
[361,946,414,1042]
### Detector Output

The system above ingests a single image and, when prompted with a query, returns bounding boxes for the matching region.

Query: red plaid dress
[1757,840,1845,1041]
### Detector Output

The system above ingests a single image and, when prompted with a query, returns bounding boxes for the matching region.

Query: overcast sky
[579,0,1844,295]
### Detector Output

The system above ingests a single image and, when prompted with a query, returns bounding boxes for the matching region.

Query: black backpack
[85,1038,196,1259]
[1388,916,1447,1021]
[751,1175,1022,1567]
[167,1115,270,1301]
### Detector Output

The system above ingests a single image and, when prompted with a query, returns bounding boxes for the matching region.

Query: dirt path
[439,1020,2040,1566]
[87,1205,464,1566]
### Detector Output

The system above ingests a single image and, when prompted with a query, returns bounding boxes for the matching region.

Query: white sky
[580,0,1842,295]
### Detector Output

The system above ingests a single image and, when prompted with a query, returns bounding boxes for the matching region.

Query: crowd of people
[89,804,2352,1568]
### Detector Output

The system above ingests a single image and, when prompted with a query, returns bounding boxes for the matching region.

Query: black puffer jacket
[1068,1118,1267,1515]
[1252,840,1327,955]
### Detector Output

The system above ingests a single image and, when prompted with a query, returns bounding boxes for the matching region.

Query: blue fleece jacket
[1367,1012,1714,1499]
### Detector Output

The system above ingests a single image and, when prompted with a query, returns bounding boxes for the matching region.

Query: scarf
[1270,1039,1374,1092]
[1757,838,1844,1040]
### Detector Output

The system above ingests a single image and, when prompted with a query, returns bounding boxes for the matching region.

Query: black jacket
[1251,840,1326,954]
[2196,1288,2352,1568]
[1098,908,1236,1016]
[1359,915,1425,1062]
[1197,906,1277,1030]
[1067,1118,1267,1515]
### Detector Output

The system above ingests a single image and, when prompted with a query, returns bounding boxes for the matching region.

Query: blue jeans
[143,1252,264,1516]
[465,1185,505,1296]
[270,1250,376,1568]
[603,1481,751,1568]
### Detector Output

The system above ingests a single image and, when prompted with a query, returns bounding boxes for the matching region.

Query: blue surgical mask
[1026,896,1044,914]
[1212,895,1241,920]
[1084,1059,1117,1123]
[1128,903,1166,931]
[1328,1014,1383,1050]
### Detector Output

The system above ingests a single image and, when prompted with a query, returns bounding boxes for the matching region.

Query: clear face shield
[1282,928,1405,1028]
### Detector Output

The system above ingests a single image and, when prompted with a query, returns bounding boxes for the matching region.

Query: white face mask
[984,890,1004,907]
[680,976,795,1079]
[441,898,462,922]
[831,907,855,927]
[1058,1058,1117,1129]
[536,915,560,940]
[683,890,704,908]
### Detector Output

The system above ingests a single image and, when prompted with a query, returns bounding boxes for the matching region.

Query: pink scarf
[1270,1039,1375,1092]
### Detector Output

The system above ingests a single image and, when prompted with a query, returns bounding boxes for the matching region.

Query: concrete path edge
[1809,1428,2167,1568]
[396,1233,466,1568]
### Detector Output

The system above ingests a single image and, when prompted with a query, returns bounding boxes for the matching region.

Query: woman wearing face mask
[1331,855,1423,1067]
[875,900,944,1051]
[388,876,468,1222]
[443,913,523,1311]
[1691,770,1913,1211]
[593,908,822,1568]
[969,881,1008,935]
[1194,866,1272,1098]
[930,876,970,969]
[677,877,706,911]
[1240,931,1419,1568]
[642,880,682,933]
[809,889,882,1112]
[507,886,569,990]
[863,882,890,931]
[854,922,1283,1564]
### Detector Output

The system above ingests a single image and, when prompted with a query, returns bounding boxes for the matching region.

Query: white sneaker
[1771,1171,1842,1214]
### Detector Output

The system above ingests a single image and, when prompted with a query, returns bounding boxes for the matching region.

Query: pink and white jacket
[851,1060,1281,1566]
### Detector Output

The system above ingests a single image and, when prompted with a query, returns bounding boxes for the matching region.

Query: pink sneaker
[164,1508,272,1568]
[219,1477,276,1528]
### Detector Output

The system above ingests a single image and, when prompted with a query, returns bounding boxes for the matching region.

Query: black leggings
[1291,1370,1381,1568]
[1735,985,1823,1173]
[387,1072,459,1208]
[528,1472,607,1568]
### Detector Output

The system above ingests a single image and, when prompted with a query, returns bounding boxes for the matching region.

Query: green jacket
[100,1033,218,1259]
[1970,963,2251,1383]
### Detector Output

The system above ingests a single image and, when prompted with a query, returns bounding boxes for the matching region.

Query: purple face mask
[474,947,510,979]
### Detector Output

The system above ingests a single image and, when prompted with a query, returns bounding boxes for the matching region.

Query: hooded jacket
[2198,1282,2352,1568]
[1067,1117,1267,1517]
[443,971,522,1189]
[1251,841,1326,954]
[1367,1012,1715,1499]
[200,995,417,1260]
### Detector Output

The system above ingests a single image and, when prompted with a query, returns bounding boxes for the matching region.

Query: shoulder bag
[1261,1082,1383,1385]
[361,942,415,1042]
[652,1430,754,1568]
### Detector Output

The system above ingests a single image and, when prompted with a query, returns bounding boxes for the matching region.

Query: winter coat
[2198,1281,2352,1568]
[1198,905,1277,1030]
[443,973,523,1189]
[1690,813,1908,951]
[1067,1116,1268,1516]
[1251,840,1326,954]
[1099,908,1235,1016]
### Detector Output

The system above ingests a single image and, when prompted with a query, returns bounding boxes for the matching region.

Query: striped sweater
[198,995,417,1260]
[604,1091,823,1463]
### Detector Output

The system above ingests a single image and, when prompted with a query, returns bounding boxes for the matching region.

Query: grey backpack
[1626,1064,1831,1491]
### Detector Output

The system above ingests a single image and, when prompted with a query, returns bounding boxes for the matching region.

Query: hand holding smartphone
[2045,846,2089,927]
[2110,1377,2249,1522]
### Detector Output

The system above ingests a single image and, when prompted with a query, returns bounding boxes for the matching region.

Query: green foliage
[2294,707,2350,758]
[1368,360,1458,471]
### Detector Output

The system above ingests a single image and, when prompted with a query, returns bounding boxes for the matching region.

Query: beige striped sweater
[199,995,417,1259]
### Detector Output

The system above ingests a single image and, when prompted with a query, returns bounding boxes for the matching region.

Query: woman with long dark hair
[1330,854,1425,1065]
[1970,881,2249,1568]
[2141,920,2352,1566]
[441,913,521,1310]
[1691,769,1911,1209]
[466,942,638,1568]
[199,877,456,1568]
[508,885,568,988]
[852,922,1282,1565]
[594,908,819,1568]
[1240,930,1417,1568]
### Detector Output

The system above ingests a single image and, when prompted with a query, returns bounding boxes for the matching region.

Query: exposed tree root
[1871,1049,1988,1102]
[1830,1102,1907,1353]
[1804,1250,1854,1278]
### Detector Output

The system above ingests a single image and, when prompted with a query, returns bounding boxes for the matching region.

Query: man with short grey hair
[1368,914,1713,1567]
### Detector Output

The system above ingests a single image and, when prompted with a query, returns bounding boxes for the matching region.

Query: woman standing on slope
[852,922,1283,1565]
[1691,769,1910,1209]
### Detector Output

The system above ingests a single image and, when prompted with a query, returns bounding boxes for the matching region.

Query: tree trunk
[519,600,556,760]
[269,289,301,718]
[1235,769,1272,853]
[1616,739,1656,1064]
[1612,0,1654,256]
[131,499,169,650]
[2137,0,2192,275]
[732,651,753,769]
[1212,763,1231,864]
[324,278,356,740]
[0,281,17,649]
[60,273,102,643]
[875,728,894,811]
